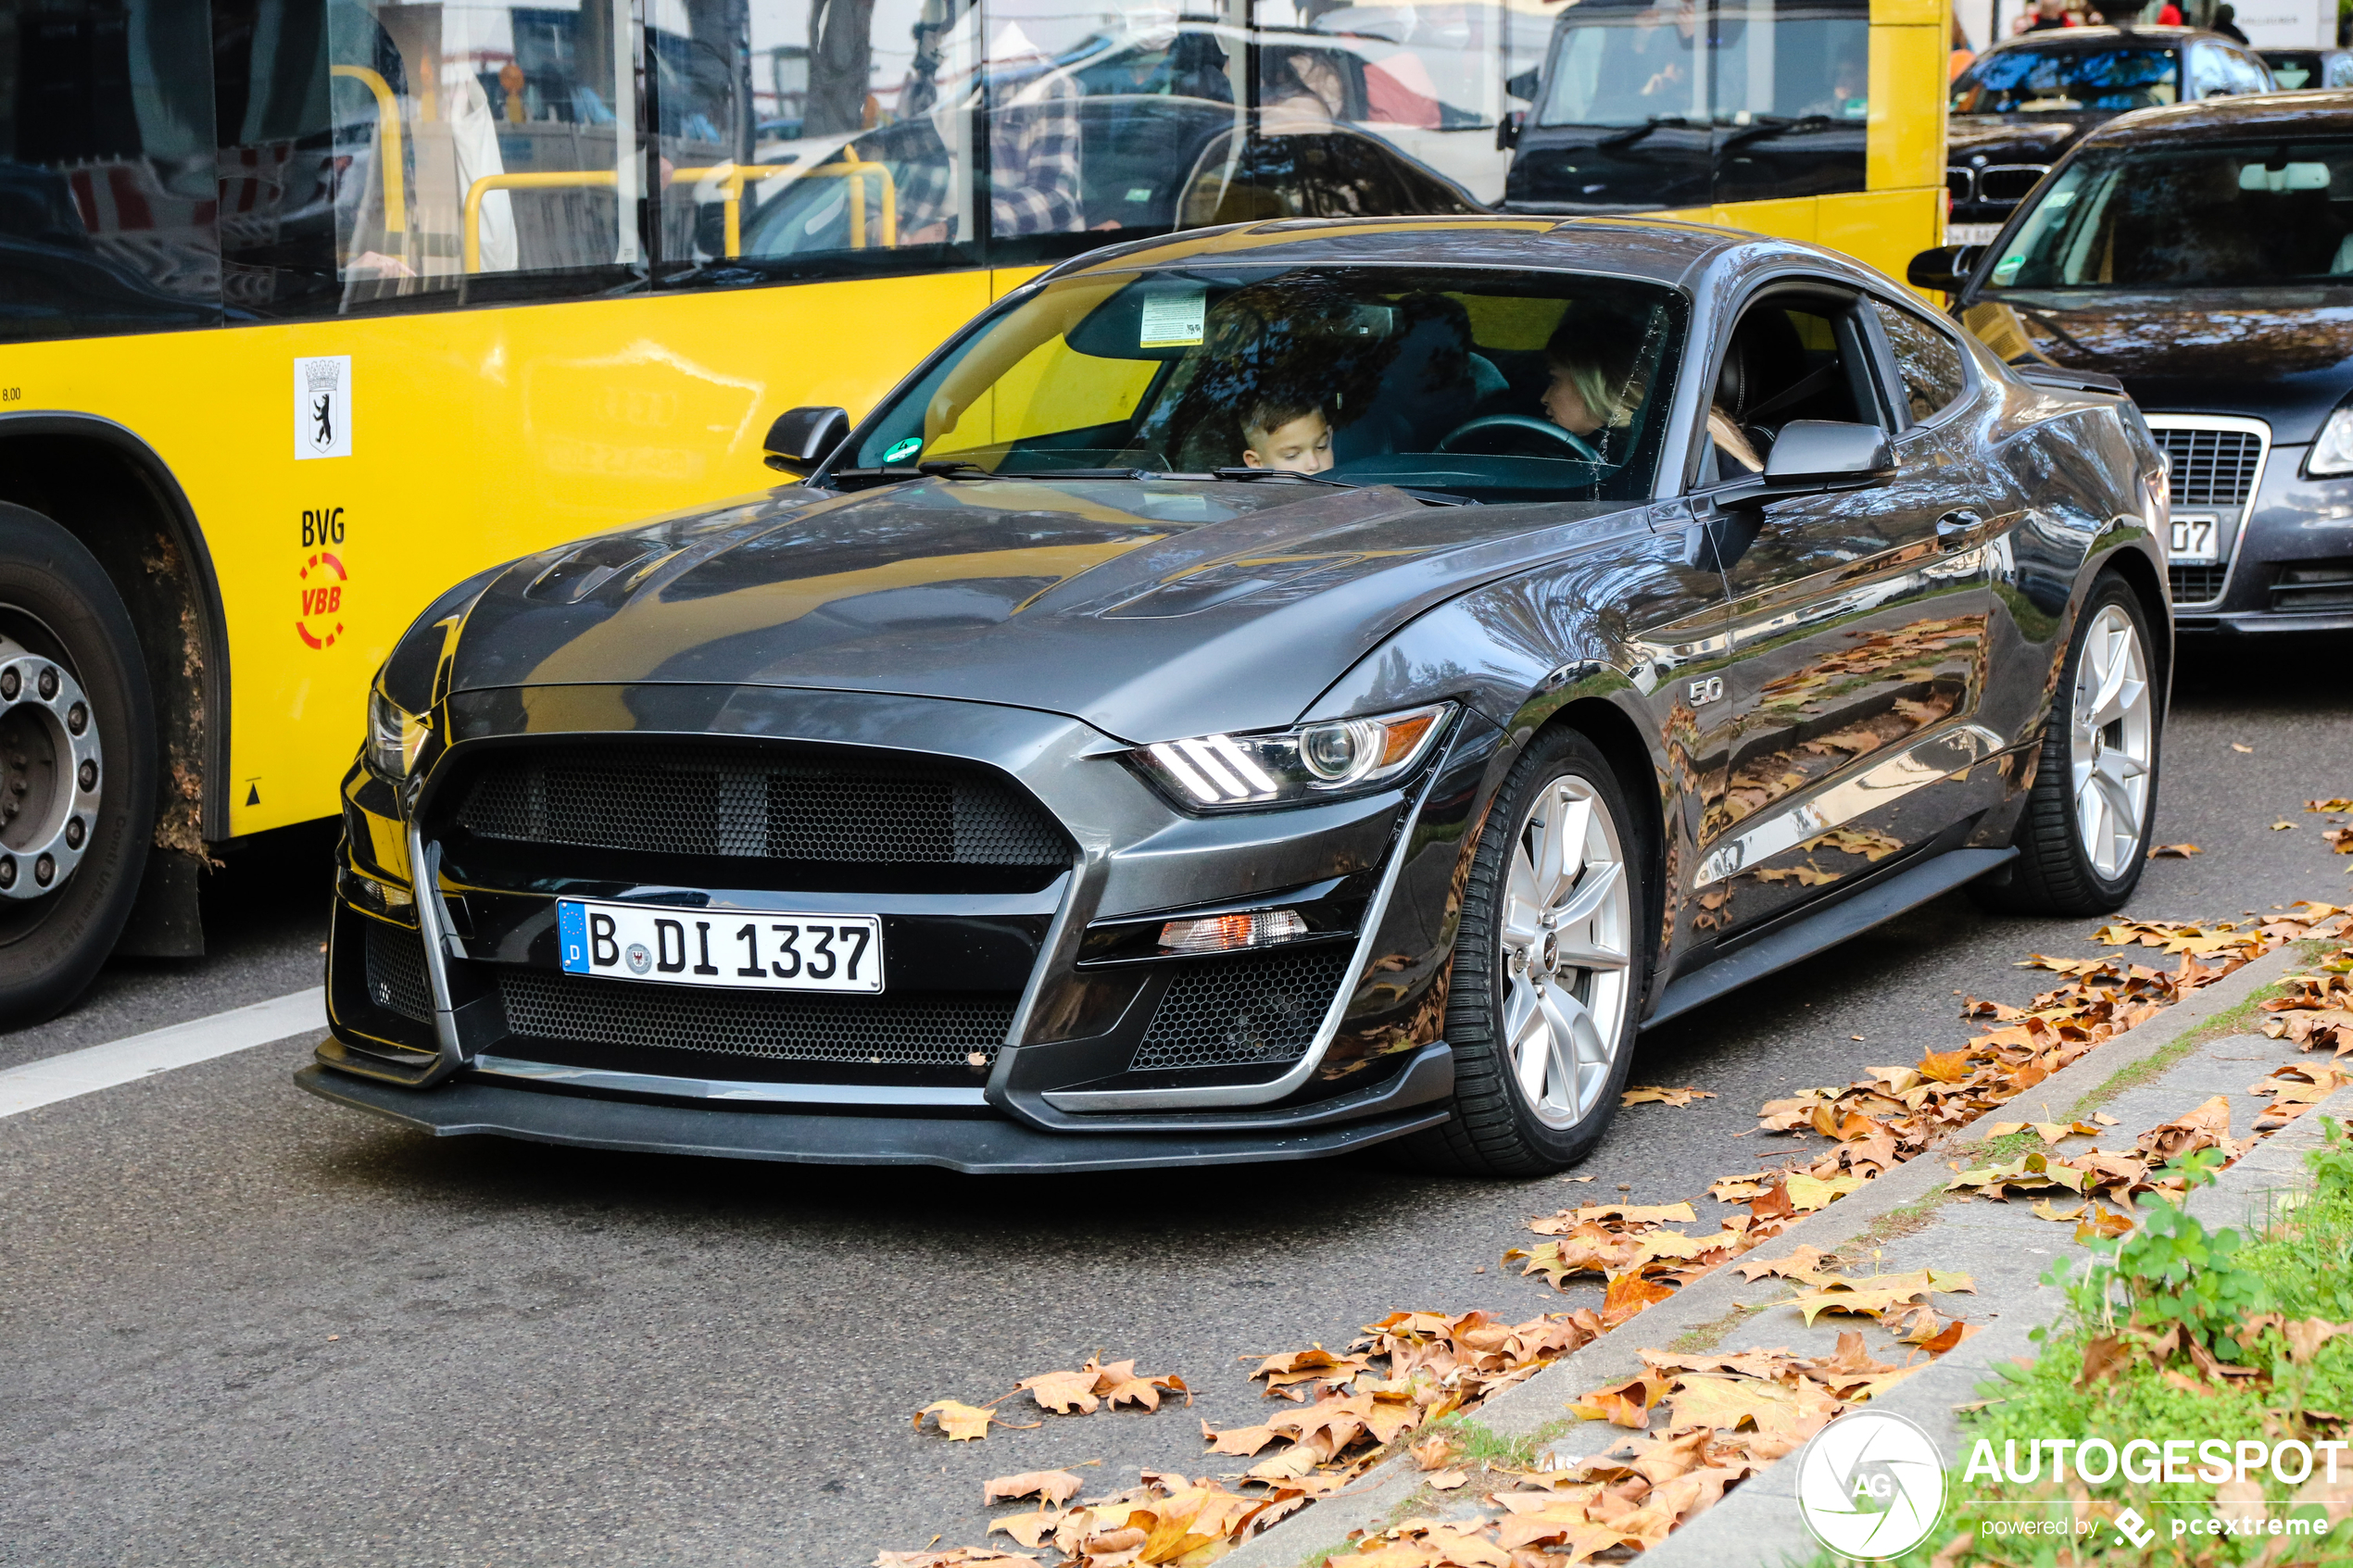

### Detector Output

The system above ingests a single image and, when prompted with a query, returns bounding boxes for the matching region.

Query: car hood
[445,477,1635,744]
[1948,115,2093,163]
[1970,289,2353,440]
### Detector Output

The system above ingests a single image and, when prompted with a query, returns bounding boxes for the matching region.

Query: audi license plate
[557,898,883,993]
[2171,512,2221,563]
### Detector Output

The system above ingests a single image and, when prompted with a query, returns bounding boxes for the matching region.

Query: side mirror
[1495,109,1526,151]
[1906,244,1986,293]
[762,406,850,476]
[1760,420,1895,489]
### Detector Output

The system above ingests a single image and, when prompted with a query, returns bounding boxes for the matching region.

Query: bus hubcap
[0,635,103,900]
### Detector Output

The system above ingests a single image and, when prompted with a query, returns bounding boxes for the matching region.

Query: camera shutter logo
[1794,1409,1947,1561]
[295,356,352,459]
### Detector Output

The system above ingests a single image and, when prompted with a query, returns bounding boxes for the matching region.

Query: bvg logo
[1794,1410,1947,1561]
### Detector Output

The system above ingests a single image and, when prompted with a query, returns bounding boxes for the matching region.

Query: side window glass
[667,0,976,275]
[2186,44,2230,99]
[1870,300,1967,422]
[2227,50,2271,94]
[0,0,221,341]
[1709,0,1871,205]
[324,0,643,307]
[1706,302,1864,483]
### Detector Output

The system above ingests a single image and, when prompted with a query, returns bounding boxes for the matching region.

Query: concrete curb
[1221,935,2320,1568]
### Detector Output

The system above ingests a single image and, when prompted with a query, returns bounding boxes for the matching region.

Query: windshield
[1950,47,2178,113]
[1985,141,2353,291]
[846,267,1686,503]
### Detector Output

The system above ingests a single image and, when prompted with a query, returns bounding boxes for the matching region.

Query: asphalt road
[4,638,2349,1568]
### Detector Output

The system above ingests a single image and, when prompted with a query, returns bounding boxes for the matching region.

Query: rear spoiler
[2009,360,2128,398]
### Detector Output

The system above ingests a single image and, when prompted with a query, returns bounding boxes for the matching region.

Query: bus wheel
[0,504,158,1022]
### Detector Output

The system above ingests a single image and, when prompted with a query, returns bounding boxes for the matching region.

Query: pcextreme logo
[1794,1409,1948,1561]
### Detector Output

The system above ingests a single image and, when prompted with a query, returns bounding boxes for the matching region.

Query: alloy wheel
[1499,774,1633,1128]
[2067,602,2153,880]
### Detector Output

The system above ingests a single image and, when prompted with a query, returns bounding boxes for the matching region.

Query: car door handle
[1934,509,1984,550]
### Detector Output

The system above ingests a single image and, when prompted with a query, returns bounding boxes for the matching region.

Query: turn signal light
[1157,909,1310,955]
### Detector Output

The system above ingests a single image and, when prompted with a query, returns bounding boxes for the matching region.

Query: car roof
[2079,85,2353,144]
[1043,214,1760,291]
[1980,24,2211,54]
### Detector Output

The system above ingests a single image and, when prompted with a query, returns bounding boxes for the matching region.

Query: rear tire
[1404,726,1651,1176]
[1980,574,2158,917]
[0,504,157,1022]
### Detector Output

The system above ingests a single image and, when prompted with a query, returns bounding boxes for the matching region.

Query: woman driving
[1538,304,1652,460]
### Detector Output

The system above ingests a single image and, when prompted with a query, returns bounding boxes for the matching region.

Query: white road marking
[0,987,326,1118]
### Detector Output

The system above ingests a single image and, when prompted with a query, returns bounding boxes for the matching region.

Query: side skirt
[1644,847,2019,1029]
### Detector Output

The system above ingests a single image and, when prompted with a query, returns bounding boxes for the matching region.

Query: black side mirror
[1495,108,1526,151]
[1760,420,1895,490]
[762,406,850,476]
[1906,244,1986,293]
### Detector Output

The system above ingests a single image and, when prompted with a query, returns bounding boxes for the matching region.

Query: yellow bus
[0,0,1945,1017]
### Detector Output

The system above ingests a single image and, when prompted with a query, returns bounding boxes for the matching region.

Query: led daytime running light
[1134,701,1453,812]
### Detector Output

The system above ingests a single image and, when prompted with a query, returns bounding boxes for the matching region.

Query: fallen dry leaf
[875,1549,1038,1568]
[981,1471,1084,1508]
[1602,1273,1677,1327]
[1620,1085,1716,1108]
[2273,820,2300,831]
[2149,843,2202,858]
[915,1401,1007,1442]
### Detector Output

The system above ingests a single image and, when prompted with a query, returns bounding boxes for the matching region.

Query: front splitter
[294,1064,1450,1174]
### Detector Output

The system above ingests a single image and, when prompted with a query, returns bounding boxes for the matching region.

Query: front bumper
[315,684,1492,1167]
[2163,436,2353,634]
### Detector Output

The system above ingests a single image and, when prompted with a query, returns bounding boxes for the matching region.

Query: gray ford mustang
[305,216,2172,1175]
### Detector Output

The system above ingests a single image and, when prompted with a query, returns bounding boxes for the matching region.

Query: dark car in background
[306,216,2170,1177]
[1915,91,2353,634]
[1946,27,2272,244]
[2259,47,2353,90]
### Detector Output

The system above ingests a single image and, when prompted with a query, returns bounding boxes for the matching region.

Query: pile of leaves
[914,1355,1189,1442]
[2313,796,2353,858]
[2259,931,2353,1058]
[1503,1203,1775,1323]
[1330,1332,1952,1567]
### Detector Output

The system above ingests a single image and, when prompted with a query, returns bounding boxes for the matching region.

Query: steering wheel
[1435,414,1602,464]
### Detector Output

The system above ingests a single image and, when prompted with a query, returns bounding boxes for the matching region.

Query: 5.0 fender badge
[1687,675,1724,706]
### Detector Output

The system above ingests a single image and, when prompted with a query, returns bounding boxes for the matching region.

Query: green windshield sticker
[1139,287,1207,349]
[884,436,923,463]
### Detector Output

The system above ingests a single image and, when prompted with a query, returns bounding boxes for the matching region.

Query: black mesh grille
[2171,563,2228,605]
[497,970,1016,1068]
[1977,166,2047,205]
[1945,167,1974,204]
[1129,947,1355,1072]
[365,921,434,1022]
[453,746,1070,868]
[2150,426,2264,507]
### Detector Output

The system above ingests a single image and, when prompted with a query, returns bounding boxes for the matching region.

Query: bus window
[1708,0,1869,205]
[0,0,223,341]
[326,0,643,304]
[673,0,980,274]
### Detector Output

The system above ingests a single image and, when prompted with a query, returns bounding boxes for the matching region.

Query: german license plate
[557,898,883,993]
[2170,512,2220,563]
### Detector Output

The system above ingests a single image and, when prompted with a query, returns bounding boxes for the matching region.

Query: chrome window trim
[2143,412,2273,608]
[1039,763,1448,1113]
[471,1054,991,1108]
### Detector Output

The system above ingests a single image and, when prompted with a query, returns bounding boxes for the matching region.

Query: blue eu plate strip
[558,899,587,974]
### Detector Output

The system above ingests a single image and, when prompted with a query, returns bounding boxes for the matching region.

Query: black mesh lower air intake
[497,970,1017,1069]
[1128,947,1356,1072]
[365,920,434,1022]
[453,746,1070,869]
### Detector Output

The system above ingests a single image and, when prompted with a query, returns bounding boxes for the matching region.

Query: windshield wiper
[1715,113,1834,156]
[919,459,1155,482]
[1597,115,1700,150]
[1211,468,1474,507]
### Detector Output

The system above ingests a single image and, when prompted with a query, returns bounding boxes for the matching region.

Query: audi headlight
[366,680,430,779]
[2311,405,2353,478]
[1128,701,1453,812]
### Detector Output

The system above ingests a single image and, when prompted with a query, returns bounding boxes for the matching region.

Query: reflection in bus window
[328,0,638,302]
[0,0,223,340]
[1709,0,1869,204]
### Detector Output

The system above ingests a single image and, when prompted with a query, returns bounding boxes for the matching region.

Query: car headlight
[2311,406,2353,477]
[1127,701,1453,812]
[367,680,430,779]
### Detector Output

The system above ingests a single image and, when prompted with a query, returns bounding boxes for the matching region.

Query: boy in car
[1239,395,1336,474]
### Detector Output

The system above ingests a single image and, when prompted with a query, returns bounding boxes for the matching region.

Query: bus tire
[0,503,158,1022]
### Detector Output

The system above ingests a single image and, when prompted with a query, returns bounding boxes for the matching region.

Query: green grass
[1668,1300,1767,1355]
[1799,1130,2353,1566]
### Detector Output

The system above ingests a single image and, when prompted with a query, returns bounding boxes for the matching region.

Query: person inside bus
[901,21,1084,243]
[1239,394,1336,473]
[1264,49,1352,132]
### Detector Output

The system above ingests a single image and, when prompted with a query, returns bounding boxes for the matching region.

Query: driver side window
[1703,295,1879,485]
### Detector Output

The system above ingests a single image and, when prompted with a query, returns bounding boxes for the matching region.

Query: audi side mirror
[763,406,850,476]
[1761,420,1895,489]
[1906,244,1986,293]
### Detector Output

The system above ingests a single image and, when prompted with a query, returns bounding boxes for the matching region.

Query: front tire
[1410,726,1650,1175]
[0,504,157,1022]
[1984,574,2159,917]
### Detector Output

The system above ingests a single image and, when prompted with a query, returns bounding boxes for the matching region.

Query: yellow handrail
[330,65,405,233]
[461,169,617,271]
[459,157,898,270]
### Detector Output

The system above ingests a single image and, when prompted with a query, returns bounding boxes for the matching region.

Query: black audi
[1915,91,2353,633]
[306,216,2171,1175]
